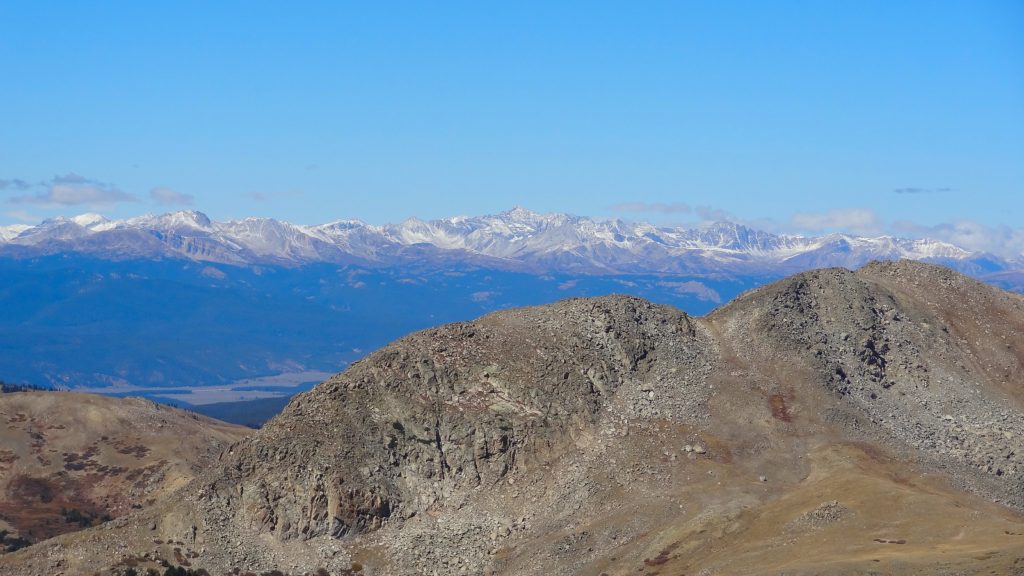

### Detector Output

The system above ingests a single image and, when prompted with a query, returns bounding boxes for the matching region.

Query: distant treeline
[0,380,51,393]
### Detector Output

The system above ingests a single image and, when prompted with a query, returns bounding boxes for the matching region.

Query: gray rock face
[710,261,1024,509]
[200,296,705,543]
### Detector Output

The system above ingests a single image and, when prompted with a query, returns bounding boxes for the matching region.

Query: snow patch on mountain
[70,213,112,229]
[0,224,31,242]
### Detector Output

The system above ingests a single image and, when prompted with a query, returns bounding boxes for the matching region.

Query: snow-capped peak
[127,210,213,230]
[70,213,111,228]
[0,207,1005,275]
[0,224,31,242]
[500,206,542,221]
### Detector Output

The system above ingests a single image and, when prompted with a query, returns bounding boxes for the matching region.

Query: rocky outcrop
[711,262,1024,509]
[195,296,706,545]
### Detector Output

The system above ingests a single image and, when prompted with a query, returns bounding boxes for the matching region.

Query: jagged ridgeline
[3,261,1024,575]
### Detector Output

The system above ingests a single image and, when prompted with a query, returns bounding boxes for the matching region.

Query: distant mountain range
[2,207,1017,277]
[1,208,1021,393]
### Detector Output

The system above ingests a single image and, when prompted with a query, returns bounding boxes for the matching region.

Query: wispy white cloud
[243,190,304,202]
[893,219,1024,258]
[149,186,195,206]
[609,201,692,214]
[786,208,1023,259]
[4,209,41,223]
[893,186,952,195]
[694,205,736,222]
[8,173,137,207]
[0,178,32,191]
[610,201,1020,259]
[791,208,884,236]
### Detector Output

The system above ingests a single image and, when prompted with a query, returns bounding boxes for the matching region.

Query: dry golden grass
[0,392,250,545]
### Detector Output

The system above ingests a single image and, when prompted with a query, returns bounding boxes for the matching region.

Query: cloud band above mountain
[4,173,137,208]
[150,186,195,206]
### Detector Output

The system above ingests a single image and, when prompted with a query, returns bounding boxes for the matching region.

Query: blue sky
[1,1,1021,248]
